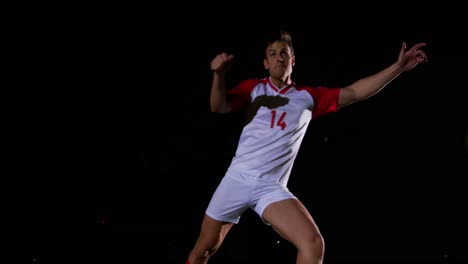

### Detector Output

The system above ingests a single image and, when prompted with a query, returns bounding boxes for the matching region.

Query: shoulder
[233,78,267,93]
[239,77,267,87]
[297,85,340,97]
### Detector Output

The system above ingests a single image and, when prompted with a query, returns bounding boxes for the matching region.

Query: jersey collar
[267,77,295,94]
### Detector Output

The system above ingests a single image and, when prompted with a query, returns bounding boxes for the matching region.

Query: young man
[186,30,428,264]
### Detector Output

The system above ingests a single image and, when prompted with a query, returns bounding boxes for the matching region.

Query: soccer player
[186,30,428,264]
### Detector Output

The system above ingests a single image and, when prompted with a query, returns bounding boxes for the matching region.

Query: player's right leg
[186,214,234,264]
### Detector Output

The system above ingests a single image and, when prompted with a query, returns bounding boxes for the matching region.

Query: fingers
[417,52,429,63]
[211,52,235,72]
[403,42,426,53]
[411,42,426,51]
[214,53,234,65]
[410,43,428,63]
[219,53,234,63]
[399,42,407,57]
[402,42,428,63]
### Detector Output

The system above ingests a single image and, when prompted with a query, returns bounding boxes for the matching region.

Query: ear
[263,58,269,69]
[292,56,296,66]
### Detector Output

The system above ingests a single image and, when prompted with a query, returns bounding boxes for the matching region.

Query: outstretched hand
[210,52,235,74]
[397,42,428,72]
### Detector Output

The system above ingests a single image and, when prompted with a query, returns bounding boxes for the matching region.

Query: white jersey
[225,77,340,184]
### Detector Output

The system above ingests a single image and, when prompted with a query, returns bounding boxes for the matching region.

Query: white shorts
[205,170,297,225]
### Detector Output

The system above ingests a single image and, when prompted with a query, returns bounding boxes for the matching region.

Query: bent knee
[192,247,215,259]
[298,233,325,256]
[191,242,221,260]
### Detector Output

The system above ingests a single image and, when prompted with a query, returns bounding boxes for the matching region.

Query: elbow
[210,107,221,113]
[339,87,360,107]
[210,103,221,113]
[210,104,228,113]
[350,90,362,103]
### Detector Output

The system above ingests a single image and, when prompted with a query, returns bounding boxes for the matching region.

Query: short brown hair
[264,30,294,57]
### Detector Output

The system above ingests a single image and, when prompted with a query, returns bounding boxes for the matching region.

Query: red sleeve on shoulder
[301,86,341,117]
[226,78,262,112]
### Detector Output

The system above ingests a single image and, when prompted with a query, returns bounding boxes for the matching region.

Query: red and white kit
[206,77,340,224]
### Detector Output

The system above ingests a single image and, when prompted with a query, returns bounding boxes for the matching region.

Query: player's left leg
[262,198,325,264]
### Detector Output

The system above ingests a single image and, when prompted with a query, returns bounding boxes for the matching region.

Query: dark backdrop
[20,4,467,264]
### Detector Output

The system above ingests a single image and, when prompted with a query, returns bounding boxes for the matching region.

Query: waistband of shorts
[225,167,285,185]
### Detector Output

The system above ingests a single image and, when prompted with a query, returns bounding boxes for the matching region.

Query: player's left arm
[338,42,427,109]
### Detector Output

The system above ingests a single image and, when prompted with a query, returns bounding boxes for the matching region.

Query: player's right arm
[210,52,234,113]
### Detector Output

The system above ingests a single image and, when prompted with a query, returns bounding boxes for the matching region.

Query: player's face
[264,41,295,80]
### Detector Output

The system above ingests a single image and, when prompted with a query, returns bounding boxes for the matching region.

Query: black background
[17,3,467,263]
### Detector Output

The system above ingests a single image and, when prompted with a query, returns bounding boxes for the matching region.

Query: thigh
[252,183,296,225]
[262,198,322,247]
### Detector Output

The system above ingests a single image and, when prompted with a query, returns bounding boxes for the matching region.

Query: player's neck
[270,76,291,89]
